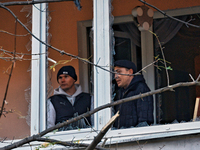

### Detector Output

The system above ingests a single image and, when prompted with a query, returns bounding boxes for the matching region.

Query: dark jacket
[50,92,91,128]
[114,75,153,128]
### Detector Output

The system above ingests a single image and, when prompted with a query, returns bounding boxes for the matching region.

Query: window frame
[77,5,200,145]
[31,3,47,135]
[31,4,200,147]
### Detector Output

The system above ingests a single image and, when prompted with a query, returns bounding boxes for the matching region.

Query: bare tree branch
[86,111,119,150]
[0,18,17,118]
[0,4,117,75]
[34,137,108,150]
[0,4,143,77]
[1,79,199,150]
[0,48,47,56]
[0,30,30,36]
[0,57,33,61]
[136,59,159,73]
[138,0,200,29]
[189,74,195,82]
[1,0,74,6]
[149,30,170,86]
[196,74,200,82]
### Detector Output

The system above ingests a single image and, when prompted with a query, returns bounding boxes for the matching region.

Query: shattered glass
[22,4,53,126]
[57,112,91,131]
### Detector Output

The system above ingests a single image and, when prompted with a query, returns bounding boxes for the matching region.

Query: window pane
[154,14,200,124]
[46,1,94,131]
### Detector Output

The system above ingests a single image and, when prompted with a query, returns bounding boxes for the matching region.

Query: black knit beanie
[114,60,137,73]
[57,66,77,82]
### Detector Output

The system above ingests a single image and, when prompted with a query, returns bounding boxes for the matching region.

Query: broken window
[155,14,200,124]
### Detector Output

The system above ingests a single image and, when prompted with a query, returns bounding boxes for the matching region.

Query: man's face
[58,74,76,92]
[114,66,133,89]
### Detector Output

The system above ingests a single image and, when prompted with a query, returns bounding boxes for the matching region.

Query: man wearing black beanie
[113,60,153,128]
[47,65,92,130]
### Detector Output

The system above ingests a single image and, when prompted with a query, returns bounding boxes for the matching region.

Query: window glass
[45,1,94,132]
[110,14,200,130]
[112,23,142,70]
[154,14,200,124]
[75,10,200,142]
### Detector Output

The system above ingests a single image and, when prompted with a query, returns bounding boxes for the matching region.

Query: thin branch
[137,59,159,73]
[86,111,119,150]
[189,74,195,82]
[0,30,30,37]
[0,48,47,56]
[0,4,147,78]
[0,18,17,118]
[82,116,98,134]
[35,137,107,150]
[1,108,14,117]
[149,30,170,86]
[136,140,147,150]
[0,57,34,61]
[159,145,165,150]
[196,74,200,82]
[1,0,74,6]
[0,5,117,75]
[1,137,7,143]
[139,0,200,29]
[0,4,159,78]
[1,80,200,150]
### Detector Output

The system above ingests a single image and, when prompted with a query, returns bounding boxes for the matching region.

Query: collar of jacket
[120,74,145,98]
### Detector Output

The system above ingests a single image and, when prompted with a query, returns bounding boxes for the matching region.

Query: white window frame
[31,3,47,135]
[30,3,200,148]
[31,0,112,145]
[103,5,200,144]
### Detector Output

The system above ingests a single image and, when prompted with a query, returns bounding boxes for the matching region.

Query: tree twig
[149,30,170,86]
[1,0,74,6]
[0,18,17,118]
[196,74,200,82]
[189,74,195,82]
[0,4,146,78]
[138,0,200,29]
[0,48,47,56]
[137,59,159,74]
[86,111,119,150]
[34,137,107,150]
[0,4,117,75]
[0,30,30,36]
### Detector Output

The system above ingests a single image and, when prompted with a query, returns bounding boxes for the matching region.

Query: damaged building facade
[0,0,200,149]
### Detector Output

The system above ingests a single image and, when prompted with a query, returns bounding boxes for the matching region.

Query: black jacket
[50,93,91,128]
[114,75,154,128]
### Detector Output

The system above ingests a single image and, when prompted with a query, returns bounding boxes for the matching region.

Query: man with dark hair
[47,65,92,130]
[113,60,153,128]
